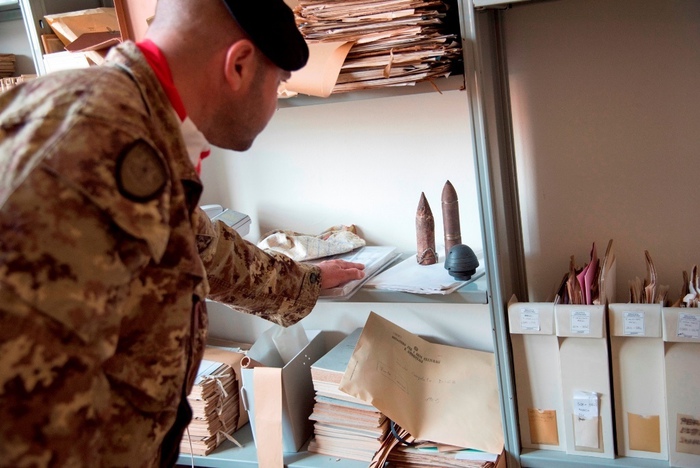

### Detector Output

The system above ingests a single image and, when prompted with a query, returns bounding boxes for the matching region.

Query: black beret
[220,0,309,72]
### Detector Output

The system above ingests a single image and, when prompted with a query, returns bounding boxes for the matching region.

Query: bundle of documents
[0,54,15,78]
[553,239,616,305]
[628,249,669,304]
[290,0,462,95]
[180,344,248,456]
[307,329,391,462]
[388,445,500,468]
[676,264,700,307]
[374,424,501,468]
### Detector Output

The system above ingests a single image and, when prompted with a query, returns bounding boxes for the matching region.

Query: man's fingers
[339,260,365,270]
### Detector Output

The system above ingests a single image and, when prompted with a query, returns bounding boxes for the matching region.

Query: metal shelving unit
[466,1,698,467]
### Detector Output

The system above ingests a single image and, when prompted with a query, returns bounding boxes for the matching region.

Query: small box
[609,303,667,460]
[508,300,565,452]
[662,307,700,468]
[555,304,615,459]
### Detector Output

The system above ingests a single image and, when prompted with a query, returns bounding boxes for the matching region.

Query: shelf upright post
[18,0,48,75]
[456,0,528,466]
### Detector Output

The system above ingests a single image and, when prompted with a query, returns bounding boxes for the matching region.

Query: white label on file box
[623,311,645,336]
[570,310,591,334]
[677,313,700,339]
[519,308,540,331]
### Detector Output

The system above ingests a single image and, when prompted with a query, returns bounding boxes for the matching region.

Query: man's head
[145,0,309,151]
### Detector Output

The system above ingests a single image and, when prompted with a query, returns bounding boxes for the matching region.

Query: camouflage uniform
[0,42,321,467]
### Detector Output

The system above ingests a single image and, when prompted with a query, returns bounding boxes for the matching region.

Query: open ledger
[307,245,400,300]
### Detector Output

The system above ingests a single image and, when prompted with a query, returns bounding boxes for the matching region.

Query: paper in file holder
[555,304,615,459]
[609,303,667,461]
[662,307,700,468]
[508,299,565,452]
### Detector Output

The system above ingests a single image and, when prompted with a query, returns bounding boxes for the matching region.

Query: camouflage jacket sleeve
[193,208,322,326]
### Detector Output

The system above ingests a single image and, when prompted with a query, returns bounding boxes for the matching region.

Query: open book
[306,246,400,300]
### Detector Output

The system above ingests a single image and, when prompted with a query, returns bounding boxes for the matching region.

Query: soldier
[0,0,365,466]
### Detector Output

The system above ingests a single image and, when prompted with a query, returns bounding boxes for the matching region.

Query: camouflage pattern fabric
[0,41,321,467]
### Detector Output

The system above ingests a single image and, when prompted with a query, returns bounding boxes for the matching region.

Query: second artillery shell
[441,180,462,258]
[416,192,438,265]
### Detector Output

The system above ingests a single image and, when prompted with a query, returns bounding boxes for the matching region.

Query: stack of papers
[180,345,247,456]
[289,0,462,96]
[0,54,15,78]
[364,250,485,294]
[307,329,390,462]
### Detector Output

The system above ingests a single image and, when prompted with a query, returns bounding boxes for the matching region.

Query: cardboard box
[240,326,325,455]
[609,303,667,460]
[44,8,121,66]
[555,304,615,458]
[508,301,565,451]
[662,307,700,468]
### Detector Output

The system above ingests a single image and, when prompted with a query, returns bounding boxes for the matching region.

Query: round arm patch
[116,139,167,202]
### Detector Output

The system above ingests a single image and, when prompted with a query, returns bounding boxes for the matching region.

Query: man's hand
[317,259,365,289]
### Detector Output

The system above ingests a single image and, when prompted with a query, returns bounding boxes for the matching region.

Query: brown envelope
[628,413,661,453]
[339,312,504,454]
[528,408,559,445]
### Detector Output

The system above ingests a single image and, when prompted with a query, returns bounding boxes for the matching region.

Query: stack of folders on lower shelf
[308,328,501,468]
[308,328,391,462]
[180,344,248,456]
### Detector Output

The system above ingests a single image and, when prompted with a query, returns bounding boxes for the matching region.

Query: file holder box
[662,307,700,468]
[240,329,324,452]
[555,304,615,459]
[508,301,565,452]
[609,303,667,460]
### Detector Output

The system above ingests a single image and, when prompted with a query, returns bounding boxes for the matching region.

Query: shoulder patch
[116,139,167,202]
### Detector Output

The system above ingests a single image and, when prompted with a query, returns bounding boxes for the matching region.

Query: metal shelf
[278,73,465,108]
[177,425,367,468]
[521,449,672,468]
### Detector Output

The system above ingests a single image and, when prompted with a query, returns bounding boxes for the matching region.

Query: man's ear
[224,39,256,91]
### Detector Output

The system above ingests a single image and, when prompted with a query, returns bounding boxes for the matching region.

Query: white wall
[0,17,36,75]
[505,0,700,302]
[200,88,484,257]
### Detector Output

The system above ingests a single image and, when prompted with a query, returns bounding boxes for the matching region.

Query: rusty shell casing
[416,192,438,265]
[441,180,462,258]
